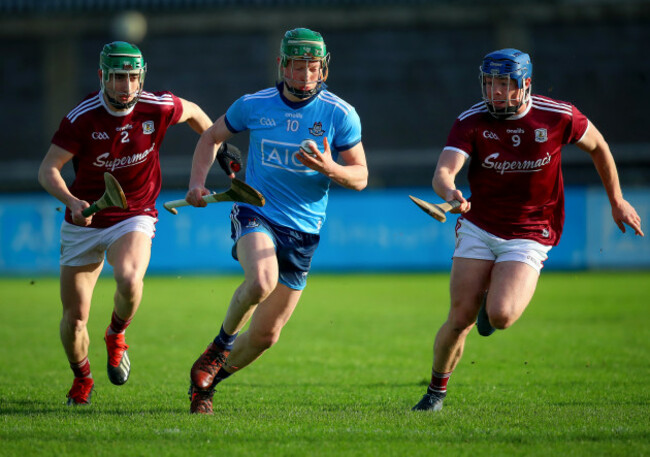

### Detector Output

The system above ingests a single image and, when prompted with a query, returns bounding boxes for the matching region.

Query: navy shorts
[230,204,320,290]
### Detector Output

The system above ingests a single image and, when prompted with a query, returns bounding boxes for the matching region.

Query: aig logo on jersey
[260,138,315,173]
[534,128,548,143]
[142,121,155,135]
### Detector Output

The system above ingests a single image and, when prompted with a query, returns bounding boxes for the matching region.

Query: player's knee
[244,275,276,303]
[115,273,142,299]
[488,311,516,330]
[249,328,280,351]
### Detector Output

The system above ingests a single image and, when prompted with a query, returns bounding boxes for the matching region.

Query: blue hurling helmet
[479,48,532,118]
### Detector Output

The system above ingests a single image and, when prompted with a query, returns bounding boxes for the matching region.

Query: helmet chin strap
[283,73,322,99]
[285,83,319,99]
[488,101,523,119]
[104,92,139,110]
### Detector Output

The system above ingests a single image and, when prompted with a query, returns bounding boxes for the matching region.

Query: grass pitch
[1,272,649,456]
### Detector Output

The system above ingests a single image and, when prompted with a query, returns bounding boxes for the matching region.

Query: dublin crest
[308,122,324,136]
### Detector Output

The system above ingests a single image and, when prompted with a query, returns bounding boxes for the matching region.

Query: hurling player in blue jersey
[183,28,368,414]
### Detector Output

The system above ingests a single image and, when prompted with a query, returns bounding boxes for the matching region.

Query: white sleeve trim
[576,120,591,144]
[443,146,470,159]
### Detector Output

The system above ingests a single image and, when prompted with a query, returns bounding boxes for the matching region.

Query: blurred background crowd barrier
[2,187,648,276]
[1,0,648,274]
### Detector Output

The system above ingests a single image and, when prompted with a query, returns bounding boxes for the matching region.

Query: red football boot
[189,384,215,415]
[190,342,229,390]
[105,328,131,385]
[66,377,94,406]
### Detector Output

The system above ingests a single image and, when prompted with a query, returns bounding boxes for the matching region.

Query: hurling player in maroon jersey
[38,42,213,406]
[412,49,644,412]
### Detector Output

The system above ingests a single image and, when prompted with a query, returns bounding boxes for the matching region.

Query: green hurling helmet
[279,28,329,99]
[99,41,147,109]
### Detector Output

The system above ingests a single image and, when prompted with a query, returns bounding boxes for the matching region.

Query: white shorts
[60,216,156,266]
[453,219,552,274]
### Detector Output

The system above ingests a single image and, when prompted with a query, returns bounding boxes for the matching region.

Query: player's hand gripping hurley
[163,178,265,215]
[409,195,461,223]
[81,172,128,217]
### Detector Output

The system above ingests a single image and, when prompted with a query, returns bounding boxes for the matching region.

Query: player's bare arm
[177,98,213,134]
[186,114,234,206]
[298,137,368,191]
[577,122,644,236]
[38,144,92,226]
[433,148,470,213]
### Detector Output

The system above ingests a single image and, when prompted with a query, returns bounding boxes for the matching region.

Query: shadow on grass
[0,398,63,415]
[0,397,182,416]
[230,380,426,388]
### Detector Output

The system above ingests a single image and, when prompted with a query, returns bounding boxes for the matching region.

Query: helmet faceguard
[479,48,532,119]
[99,41,147,110]
[278,28,329,99]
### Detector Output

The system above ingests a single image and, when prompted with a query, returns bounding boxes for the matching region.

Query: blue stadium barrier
[0,187,648,276]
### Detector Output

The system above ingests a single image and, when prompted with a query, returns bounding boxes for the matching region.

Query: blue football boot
[476,292,495,337]
[412,390,446,412]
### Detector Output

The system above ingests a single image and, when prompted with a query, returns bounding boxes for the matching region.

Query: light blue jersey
[225,84,362,234]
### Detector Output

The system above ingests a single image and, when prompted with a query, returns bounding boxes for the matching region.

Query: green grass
[1,272,649,456]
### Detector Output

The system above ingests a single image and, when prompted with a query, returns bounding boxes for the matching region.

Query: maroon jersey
[446,95,589,246]
[52,91,183,228]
